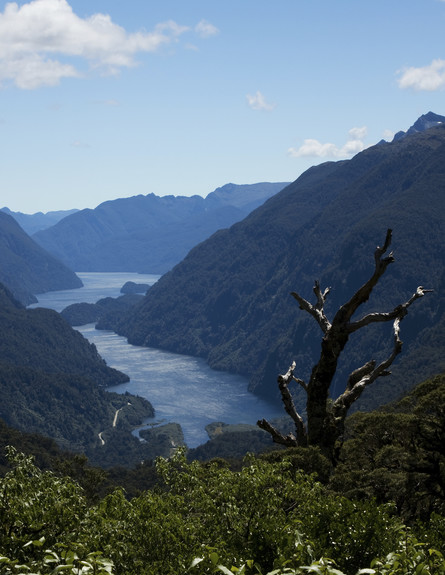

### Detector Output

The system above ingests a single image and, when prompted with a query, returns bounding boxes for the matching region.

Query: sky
[1,0,445,214]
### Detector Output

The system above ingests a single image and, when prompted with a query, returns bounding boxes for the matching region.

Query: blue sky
[1,0,445,213]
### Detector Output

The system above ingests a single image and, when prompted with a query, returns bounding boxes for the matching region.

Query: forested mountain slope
[32,182,288,273]
[0,211,82,304]
[0,283,153,463]
[118,115,445,407]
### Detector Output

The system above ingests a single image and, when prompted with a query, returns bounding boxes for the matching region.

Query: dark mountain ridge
[32,182,289,273]
[116,114,445,408]
[393,111,444,141]
[0,282,154,464]
[0,211,82,305]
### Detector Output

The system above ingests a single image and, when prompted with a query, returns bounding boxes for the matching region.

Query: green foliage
[149,450,400,575]
[188,429,276,462]
[0,301,127,385]
[331,374,445,521]
[0,445,444,575]
[0,447,87,558]
[191,530,445,575]
[367,528,445,574]
[62,294,143,328]
[0,545,115,575]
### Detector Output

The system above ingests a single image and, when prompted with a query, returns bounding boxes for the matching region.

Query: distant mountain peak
[392,111,445,142]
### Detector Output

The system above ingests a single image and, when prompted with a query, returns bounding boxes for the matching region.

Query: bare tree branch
[346,360,376,392]
[257,419,298,447]
[291,279,332,334]
[349,286,434,333]
[293,376,308,393]
[258,230,432,463]
[333,229,395,326]
[313,280,331,310]
[277,362,307,446]
[257,362,308,447]
[333,315,405,420]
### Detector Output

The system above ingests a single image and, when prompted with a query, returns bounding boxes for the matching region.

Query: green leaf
[210,552,219,565]
[24,538,45,548]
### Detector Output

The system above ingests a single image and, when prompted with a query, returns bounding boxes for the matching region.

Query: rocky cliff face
[392,111,445,141]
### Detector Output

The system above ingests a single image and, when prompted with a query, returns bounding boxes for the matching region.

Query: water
[31,272,283,447]
[30,272,160,313]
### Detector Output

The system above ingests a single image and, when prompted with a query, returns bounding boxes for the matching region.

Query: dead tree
[258,229,432,462]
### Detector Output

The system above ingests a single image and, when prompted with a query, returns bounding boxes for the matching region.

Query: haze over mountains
[32,182,289,273]
[0,210,82,305]
[1,111,444,467]
[113,112,445,408]
[0,207,78,235]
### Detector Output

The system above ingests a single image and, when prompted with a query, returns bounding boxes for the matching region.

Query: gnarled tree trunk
[258,229,431,463]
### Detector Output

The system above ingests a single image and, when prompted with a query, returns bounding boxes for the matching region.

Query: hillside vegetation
[0,211,82,304]
[0,372,444,574]
[116,118,445,409]
[0,283,155,465]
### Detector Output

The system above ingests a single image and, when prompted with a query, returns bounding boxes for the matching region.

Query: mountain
[116,114,445,409]
[32,182,289,273]
[1,207,79,235]
[0,282,155,465]
[393,111,444,141]
[0,211,82,305]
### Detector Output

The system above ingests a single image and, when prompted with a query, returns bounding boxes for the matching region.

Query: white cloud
[383,129,395,141]
[246,90,275,111]
[195,19,219,38]
[71,140,90,148]
[103,99,120,107]
[288,126,368,159]
[348,126,367,140]
[397,59,445,91]
[0,0,190,89]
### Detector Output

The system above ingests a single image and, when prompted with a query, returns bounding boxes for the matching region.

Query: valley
[2,1,445,569]
[0,113,445,574]
[2,114,445,467]
[33,272,283,449]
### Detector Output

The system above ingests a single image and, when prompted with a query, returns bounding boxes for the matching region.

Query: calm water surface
[32,272,283,447]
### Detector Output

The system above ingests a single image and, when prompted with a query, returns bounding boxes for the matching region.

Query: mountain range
[114,112,445,409]
[0,207,78,235]
[32,182,289,273]
[0,210,82,305]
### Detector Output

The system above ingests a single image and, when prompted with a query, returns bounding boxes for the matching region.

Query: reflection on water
[30,272,160,313]
[32,272,283,447]
[78,324,282,447]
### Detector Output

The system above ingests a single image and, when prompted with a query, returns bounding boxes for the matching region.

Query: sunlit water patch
[29,272,160,313]
[31,272,283,447]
